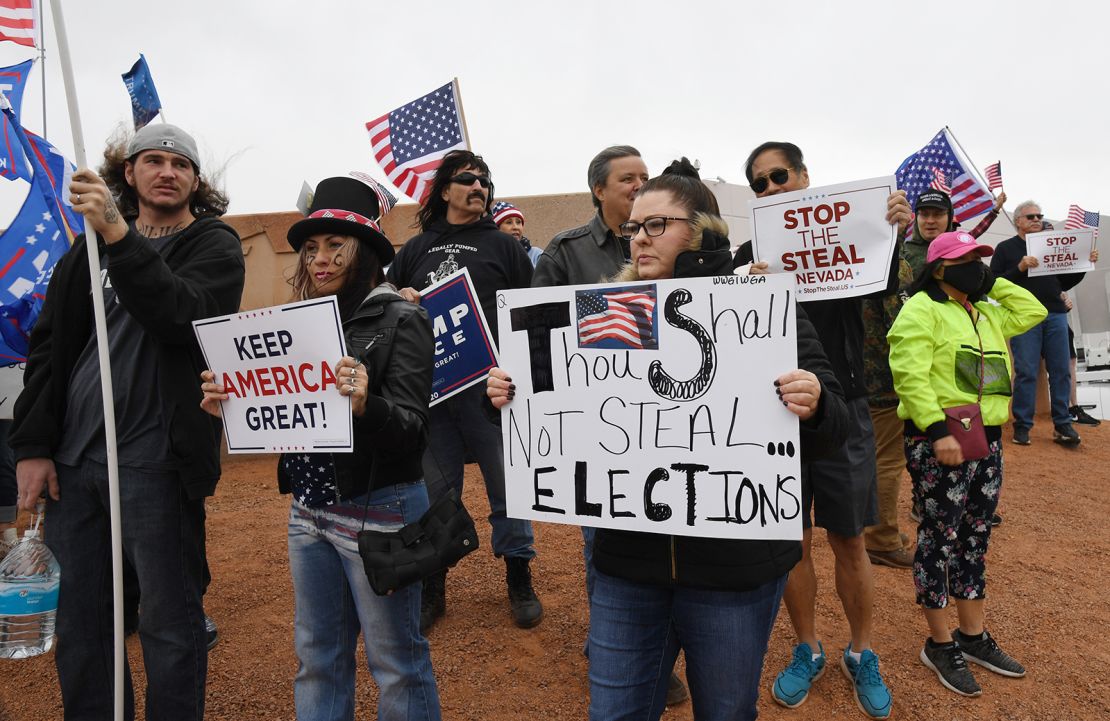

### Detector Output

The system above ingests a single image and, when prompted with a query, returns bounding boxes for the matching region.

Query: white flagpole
[35,0,46,139]
[47,2,125,720]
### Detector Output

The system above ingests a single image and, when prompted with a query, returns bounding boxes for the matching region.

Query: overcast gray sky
[0,0,1106,225]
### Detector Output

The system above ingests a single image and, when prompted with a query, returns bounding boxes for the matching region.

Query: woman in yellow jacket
[887,231,1045,698]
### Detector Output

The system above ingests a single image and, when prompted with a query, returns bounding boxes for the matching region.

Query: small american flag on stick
[575,285,658,350]
[984,161,1003,191]
[365,80,468,204]
[1064,205,1100,231]
[929,167,950,193]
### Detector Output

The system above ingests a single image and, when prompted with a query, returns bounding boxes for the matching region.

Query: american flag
[575,285,658,350]
[348,170,398,219]
[929,167,950,193]
[1064,205,1100,230]
[896,129,994,223]
[0,0,34,48]
[984,161,1003,191]
[365,81,467,204]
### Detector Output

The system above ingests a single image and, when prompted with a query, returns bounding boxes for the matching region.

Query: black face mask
[940,262,986,295]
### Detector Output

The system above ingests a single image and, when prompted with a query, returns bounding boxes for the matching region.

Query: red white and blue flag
[1064,205,1100,231]
[365,81,467,204]
[0,0,34,48]
[0,99,81,361]
[929,167,950,193]
[984,162,1003,191]
[575,285,658,350]
[896,129,994,223]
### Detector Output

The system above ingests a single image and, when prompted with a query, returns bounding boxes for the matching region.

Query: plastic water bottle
[0,508,60,659]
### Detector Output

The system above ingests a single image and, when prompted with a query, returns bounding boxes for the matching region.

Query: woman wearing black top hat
[200,177,441,721]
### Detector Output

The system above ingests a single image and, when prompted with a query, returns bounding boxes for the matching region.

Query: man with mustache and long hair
[387,151,540,632]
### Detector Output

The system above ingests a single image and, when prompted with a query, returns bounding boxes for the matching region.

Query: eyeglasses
[749,167,791,194]
[1022,213,1044,221]
[619,216,692,241]
[449,172,492,189]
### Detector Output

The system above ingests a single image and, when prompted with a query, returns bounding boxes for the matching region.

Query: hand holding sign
[1025,228,1097,277]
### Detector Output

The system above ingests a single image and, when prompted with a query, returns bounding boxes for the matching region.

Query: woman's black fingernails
[773,379,781,387]
[775,388,783,397]
[782,400,788,407]
[505,377,512,383]
[509,384,517,392]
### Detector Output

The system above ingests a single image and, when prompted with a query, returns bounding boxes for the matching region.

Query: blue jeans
[422,384,534,559]
[47,458,207,721]
[288,482,441,721]
[588,570,787,721]
[1010,312,1071,428]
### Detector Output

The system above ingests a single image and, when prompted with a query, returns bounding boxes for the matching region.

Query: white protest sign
[496,274,802,541]
[750,176,897,300]
[0,362,22,420]
[193,297,352,453]
[1026,228,1096,277]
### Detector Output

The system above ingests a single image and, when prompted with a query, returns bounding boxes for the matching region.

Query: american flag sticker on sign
[575,284,658,350]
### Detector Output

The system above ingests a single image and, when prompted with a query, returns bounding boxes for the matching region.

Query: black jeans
[46,458,207,721]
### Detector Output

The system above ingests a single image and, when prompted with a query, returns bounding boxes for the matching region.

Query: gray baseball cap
[126,123,201,169]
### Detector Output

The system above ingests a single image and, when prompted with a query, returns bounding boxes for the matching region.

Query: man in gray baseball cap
[10,124,244,720]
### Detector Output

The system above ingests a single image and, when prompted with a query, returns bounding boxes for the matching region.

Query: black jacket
[10,218,245,500]
[277,288,434,498]
[593,224,850,592]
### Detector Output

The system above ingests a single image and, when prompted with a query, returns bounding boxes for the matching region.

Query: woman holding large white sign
[200,177,441,720]
[887,230,1044,699]
[488,159,849,720]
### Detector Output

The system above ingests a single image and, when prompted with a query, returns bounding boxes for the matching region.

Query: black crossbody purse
[357,487,479,596]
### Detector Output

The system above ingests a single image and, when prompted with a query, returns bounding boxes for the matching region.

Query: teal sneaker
[840,646,892,719]
[772,642,826,708]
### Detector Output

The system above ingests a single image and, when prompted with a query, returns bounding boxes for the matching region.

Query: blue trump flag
[122,54,162,130]
[0,103,81,361]
[0,59,34,182]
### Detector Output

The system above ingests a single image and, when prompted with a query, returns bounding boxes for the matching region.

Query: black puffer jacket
[277,286,434,498]
[592,218,849,591]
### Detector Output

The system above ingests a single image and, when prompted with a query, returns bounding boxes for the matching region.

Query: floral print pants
[904,436,1003,609]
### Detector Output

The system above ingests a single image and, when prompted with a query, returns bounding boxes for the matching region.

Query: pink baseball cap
[926,230,994,263]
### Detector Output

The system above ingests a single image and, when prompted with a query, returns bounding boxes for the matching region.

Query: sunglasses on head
[1023,213,1044,220]
[450,172,492,189]
[749,167,791,194]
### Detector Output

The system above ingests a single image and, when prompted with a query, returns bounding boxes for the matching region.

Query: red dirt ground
[2,420,1108,720]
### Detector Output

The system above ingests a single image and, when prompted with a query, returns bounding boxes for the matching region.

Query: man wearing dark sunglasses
[735,141,908,720]
[387,150,542,632]
[990,200,1098,447]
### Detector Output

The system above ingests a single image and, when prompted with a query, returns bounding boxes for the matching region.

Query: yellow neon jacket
[887,278,1046,438]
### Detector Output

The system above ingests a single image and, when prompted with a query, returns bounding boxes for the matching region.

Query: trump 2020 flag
[365,81,468,203]
[896,128,994,223]
[0,58,33,181]
[122,54,162,130]
[0,100,81,361]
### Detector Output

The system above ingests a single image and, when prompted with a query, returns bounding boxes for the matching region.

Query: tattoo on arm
[136,222,186,239]
[103,201,121,226]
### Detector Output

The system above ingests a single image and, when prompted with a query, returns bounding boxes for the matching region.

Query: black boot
[420,569,447,633]
[505,557,543,628]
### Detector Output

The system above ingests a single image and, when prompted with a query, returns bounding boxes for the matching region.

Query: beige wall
[225,192,595,311]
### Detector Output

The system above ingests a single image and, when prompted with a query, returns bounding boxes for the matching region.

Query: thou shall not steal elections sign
[750,176,898,300]
[421,268,499,406]
[496,274,802,541]
[1025,228,1097,277]
[193,298,352,453]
